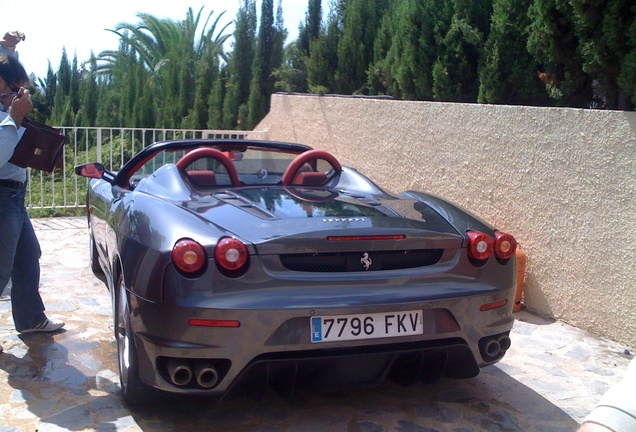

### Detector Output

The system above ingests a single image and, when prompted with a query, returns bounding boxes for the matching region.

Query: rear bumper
[130,289,515,395]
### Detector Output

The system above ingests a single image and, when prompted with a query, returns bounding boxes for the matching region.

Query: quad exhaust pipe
[498,335,511,351]
[484,339,501,358]
[167,359,193,386]
[194,363,220,388]
[480,334,512,361]
[166,359,220,388]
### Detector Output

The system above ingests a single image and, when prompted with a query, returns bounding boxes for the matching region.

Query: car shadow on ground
[0,331,578,432]
[128,367,579,432]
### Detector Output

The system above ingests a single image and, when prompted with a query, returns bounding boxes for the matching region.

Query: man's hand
[9,87,32,126]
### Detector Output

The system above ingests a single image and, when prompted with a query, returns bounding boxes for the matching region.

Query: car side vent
[214,191,277,219]
[280,249,444,272]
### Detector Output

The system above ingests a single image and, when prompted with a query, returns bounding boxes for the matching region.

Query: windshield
[232,148,298,185]
[131,146,302,186]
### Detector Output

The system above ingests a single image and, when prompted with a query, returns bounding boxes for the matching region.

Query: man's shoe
[19,319,65,333]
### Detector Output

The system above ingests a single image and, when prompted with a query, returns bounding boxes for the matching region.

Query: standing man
[0,30,25,299]
[0,54,64,353]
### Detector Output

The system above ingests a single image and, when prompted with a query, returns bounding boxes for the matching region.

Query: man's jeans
[0,181,46,331]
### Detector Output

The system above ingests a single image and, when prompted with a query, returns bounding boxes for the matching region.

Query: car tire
[89,228,104,276]
[115,275,157,405]
[86,192,103,277]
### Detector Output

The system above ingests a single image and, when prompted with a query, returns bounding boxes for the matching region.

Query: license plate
[310,310,423,343]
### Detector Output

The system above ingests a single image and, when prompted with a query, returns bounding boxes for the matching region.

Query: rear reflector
[480,299,508,311]
[327,234,406,241]
[189,319,240,328]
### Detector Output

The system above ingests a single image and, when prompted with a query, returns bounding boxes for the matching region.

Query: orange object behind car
[514,247,527,312]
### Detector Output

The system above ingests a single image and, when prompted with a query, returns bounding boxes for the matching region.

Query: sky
[0,0,309,79]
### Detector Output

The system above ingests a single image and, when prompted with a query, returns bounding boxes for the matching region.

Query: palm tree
[92,7,231,128]
[98,7,230,73]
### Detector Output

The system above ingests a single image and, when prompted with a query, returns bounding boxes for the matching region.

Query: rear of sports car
[126,186,518,398]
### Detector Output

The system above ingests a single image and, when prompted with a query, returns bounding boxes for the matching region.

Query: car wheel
[89,228,103,276]
[116,275,155,405]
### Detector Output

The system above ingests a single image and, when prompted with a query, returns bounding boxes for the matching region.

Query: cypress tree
[79,56,99,127]
[619,16,636,107]
[299,0,322,56]
[247,0,280,128]
[43,63,57,115]
[223,0,257,129]
[49,50,73,125]
[121,46,140,128]
[69,56,80,117]
[185,47,219,129]
[478,0,549,106]
[208,66,228,129]
[323,0,343,93]
[335,0,381,94]
[134,55,156,129]
[306,37,330,93]
[275,42,309,93]
[527,0,594,107]
[57,49,72,97]
[272,0,288,77]
[367,6,395,96]
[569,0,635,109]
[386,0,451,100]
[433,0,491,102]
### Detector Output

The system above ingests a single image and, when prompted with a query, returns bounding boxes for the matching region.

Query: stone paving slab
[0,218,633,431]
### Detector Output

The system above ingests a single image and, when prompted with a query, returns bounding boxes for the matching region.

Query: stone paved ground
[0,218,633,432]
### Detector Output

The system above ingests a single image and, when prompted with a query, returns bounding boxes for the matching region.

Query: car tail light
[494,231,517,260]
[466,230,494,261]
[215,237,249,275]
[172,239,207,274]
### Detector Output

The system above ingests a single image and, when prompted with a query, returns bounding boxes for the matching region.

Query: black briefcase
[9,118,66,173]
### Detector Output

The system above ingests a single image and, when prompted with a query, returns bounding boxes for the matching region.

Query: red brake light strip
[327,234,406,241]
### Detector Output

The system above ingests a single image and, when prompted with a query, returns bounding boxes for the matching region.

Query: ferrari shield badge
[360,252,372,270]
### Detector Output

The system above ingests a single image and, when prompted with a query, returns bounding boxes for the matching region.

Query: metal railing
[26,127,267,211]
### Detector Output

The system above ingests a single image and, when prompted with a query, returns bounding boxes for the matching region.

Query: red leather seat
[187,170,217,187]
[292,171,328,186]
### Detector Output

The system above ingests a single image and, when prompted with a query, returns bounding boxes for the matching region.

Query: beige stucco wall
[254,93,636,347]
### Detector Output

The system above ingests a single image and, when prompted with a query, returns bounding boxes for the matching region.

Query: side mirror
[75,163,105,178]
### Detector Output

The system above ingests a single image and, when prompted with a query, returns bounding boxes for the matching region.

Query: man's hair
[0,54,29,87]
